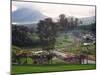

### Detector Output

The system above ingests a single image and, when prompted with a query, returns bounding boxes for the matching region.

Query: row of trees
[12,14,79,48]
[36,14,79,64]
[37,14,79,45]
[58,14,79,31]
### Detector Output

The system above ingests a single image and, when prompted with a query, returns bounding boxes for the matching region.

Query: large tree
[37,18,58,64]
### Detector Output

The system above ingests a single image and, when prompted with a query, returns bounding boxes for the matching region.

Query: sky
[12,0,96,5]
[12,1,95,18]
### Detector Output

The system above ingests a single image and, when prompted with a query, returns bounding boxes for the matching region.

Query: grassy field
[12,64,96,74]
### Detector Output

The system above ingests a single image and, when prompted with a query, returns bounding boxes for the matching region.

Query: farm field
[12,64,96,74]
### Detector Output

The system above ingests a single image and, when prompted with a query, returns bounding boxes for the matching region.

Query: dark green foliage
[57,14,79,31]
[91,23,96,34]
[37,18,58,50]
[77,23,96,33]
[12,25,33,47]
[37,18,59,64]
[12,25,41,48]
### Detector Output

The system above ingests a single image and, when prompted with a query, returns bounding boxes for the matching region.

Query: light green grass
[12,64,96,74]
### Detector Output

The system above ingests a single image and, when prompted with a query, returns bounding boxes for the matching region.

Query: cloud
[12,1,95,18]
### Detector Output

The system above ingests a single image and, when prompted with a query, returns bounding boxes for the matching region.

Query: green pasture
[12,64,96,74]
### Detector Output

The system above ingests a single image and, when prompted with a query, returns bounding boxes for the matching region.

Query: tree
[57,14,79,32]
[74,18,79,28]
[37,18,58,64]
[58,14,68,31]
[12,25,34,47]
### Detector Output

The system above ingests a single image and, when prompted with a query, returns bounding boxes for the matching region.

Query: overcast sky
[12,1,95,18]
[13,0,96,5]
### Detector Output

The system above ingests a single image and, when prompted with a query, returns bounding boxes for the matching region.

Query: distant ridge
[79,16,95,25]
[12,6,47,23]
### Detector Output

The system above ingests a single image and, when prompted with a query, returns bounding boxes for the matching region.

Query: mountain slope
[12,7,46,23]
